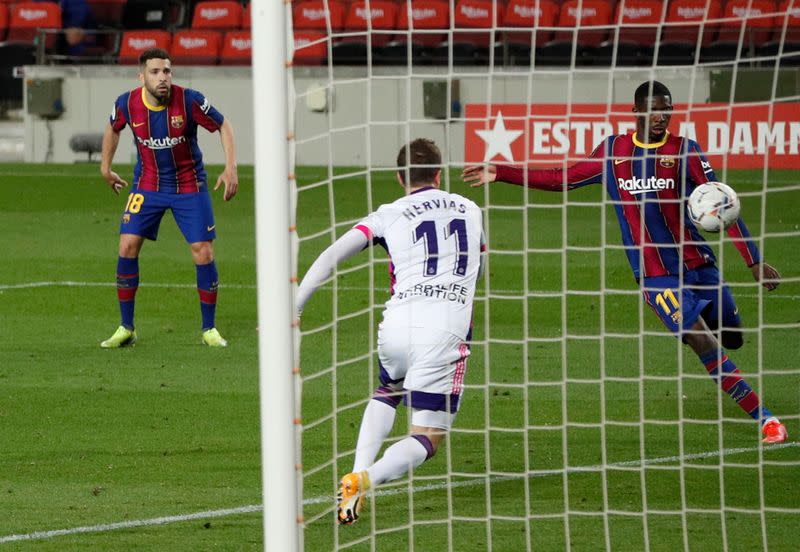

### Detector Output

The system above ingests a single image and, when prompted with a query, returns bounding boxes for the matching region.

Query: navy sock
[699,348,773,422]
[196,261,219,330]
[116,256,139,330]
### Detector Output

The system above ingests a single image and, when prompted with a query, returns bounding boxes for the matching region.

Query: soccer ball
[687,181,741,232]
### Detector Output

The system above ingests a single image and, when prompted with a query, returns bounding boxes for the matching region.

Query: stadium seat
[191,1,243,31]
[331,0,398,65]
[703,0,776,63]
[171,29,222,65]
[122,0,185,30]
[220,30,251,65]
[657,0,721,65]
[118,29,171,64]
[537,0,613,65]
[292,0,346,31]
[499,0,559,65]
[502,0,558,46]
[293,30,327,65]
[774,0,800,42]
[86,0,126,27]
[380,0,448,65]
[7,2,61,49]
[595,0,664,65]
[0,5,8,42]
[430,0,500,65]
[662,0,721,46]
[756,0,800,66]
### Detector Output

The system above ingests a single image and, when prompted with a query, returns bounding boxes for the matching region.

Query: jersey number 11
[413,219,468,277]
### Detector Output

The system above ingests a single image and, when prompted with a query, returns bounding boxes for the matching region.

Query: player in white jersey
[296,139,486,525]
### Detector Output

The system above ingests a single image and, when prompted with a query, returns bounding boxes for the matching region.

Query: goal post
[252,1,301,551]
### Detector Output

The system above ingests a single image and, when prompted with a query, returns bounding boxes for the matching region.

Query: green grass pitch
[0,163,798,551]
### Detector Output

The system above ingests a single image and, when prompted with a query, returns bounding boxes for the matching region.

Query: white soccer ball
[687,181,741,232]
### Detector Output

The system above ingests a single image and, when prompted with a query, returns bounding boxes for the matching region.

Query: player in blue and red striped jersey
[463,81,787,443]
[99,48,238,348]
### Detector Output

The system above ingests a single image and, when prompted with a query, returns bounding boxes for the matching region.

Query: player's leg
[644,275,786,442]
[683,321,786,442]
[352,373,403,473]
[338,329,467,525]
[364,413,450,487]
[102,191,166,348]
[350,330,411,472]
[173,192,226,346]
[692,265,744,350]
[339,413,452,526]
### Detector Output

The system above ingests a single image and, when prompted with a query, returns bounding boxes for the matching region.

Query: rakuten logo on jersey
[617,176,676,194]
[136,135,186,150]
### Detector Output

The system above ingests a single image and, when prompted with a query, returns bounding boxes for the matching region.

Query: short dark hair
[634,80,672,107]
[139,48,171,67]
[396,138,441,185]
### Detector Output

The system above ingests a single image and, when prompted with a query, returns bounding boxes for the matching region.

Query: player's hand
[102,169,129,195]
[751,262,780,291]
[462,164,497,187]
[215,165,239,201]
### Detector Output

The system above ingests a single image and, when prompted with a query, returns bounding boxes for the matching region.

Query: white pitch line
[0,281,797,300]
[1,441,796,544]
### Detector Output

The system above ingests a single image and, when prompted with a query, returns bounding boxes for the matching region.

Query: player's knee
[118,235,142,257]
[411,432,443,459]
[721,330,744,350]
[190,241,214,264]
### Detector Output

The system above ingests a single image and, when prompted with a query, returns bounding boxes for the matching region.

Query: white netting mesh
[288,1,800,550]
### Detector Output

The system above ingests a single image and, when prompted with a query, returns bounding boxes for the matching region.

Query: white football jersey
[354,187,485,339]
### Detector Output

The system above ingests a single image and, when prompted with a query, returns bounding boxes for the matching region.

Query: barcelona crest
[170,115,184,128]
[659,156,676,168]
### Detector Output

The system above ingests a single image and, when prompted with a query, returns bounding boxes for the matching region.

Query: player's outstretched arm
[215,119,238,201]
[100,122,128,194]
[296,229,369,317]
[750,262,781,291]
[462,164,497,187]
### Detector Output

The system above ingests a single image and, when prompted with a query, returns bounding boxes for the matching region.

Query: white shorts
[377,324,469,415]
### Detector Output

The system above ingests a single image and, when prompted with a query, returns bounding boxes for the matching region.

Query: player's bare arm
[751,262,781,291]
[461,164,497,187]
[215,119,238,201]
[100,122,129,194]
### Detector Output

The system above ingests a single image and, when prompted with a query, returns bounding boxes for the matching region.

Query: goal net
[272,0,800,549]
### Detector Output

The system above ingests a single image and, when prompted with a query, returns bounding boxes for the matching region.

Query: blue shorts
[119,190,216,244]
[643,265,741,334]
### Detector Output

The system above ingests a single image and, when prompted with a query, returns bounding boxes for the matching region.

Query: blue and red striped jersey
[110,84,224,194]
[496,132,761,280]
